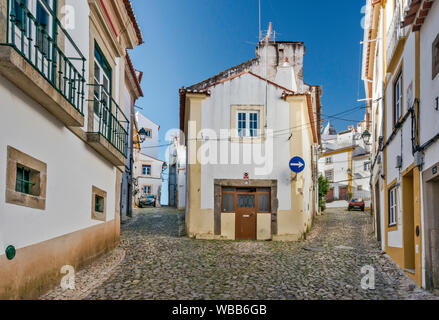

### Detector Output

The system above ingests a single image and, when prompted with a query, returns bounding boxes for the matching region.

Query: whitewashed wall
[136,112,160,159]
[420,0,439,171]
[0,76,117,252]
[135,153,163,198]
[199,73,306,211]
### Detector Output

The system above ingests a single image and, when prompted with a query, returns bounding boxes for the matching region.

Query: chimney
[253,41,306,92]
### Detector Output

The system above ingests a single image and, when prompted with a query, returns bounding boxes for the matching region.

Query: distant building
[168,134,187,210]
[120,54,143,222]
[318,121,371,206]
[136,112,160,159]
[133,113,165,207]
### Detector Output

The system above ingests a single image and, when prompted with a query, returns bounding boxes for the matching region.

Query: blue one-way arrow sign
[289,156,305,173]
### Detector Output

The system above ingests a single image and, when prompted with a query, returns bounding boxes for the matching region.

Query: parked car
[139,195,156,208]
[348,198,365,211]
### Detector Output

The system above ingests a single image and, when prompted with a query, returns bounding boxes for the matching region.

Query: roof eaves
[123,0,144,45]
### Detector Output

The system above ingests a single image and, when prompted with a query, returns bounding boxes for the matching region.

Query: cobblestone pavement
[61,207,439,300]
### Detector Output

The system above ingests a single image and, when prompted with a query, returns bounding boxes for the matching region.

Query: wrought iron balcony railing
[386,3,405,68]
[91,84,129,157]
[2,0,86,114]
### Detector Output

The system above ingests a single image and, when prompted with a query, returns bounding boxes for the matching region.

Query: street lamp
[138,128,149,143]
[362,130,371,145]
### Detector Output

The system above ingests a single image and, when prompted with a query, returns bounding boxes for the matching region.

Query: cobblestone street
[43,207,438,300]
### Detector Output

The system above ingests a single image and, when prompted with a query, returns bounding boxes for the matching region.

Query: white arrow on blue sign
[289,156,306,173]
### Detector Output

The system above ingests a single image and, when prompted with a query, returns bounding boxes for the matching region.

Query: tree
[318,175,330,212]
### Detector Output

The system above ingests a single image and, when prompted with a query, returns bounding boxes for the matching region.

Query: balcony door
[11,0,56,80]
[93,44,112,136]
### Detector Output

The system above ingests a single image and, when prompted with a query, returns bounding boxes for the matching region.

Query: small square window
[6,146,47,210]
[92,186,107,221]
[326,157,333,164]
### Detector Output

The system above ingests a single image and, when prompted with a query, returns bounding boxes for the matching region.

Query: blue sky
[129,0,367,203]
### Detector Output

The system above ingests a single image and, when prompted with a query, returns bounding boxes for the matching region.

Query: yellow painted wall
[221,212,235,240]
[257,213,272,240]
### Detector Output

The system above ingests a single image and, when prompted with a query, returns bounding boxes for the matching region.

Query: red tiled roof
[402,0,434,31]
[126,51,144,97]
[122,0,144,45]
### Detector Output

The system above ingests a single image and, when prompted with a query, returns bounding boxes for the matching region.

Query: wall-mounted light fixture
[5,245,16,260]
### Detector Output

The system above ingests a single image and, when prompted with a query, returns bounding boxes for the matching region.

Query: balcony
[0,0,86,126]
[86,85,129,167]
[386,4,407,72]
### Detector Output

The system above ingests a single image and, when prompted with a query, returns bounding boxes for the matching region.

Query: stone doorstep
[193,233,304,242]
[0,46,84,127]
[86,132,127,167]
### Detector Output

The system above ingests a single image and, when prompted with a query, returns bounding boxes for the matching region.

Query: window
[393,70,403,126]
[237,111,260,138]
[142,165,151,176]
[237,194,255,208]
[222,187,235,213]
[92,186,107,221]
[6,146,47,210]
[357,185,363,191]
[145,129,152,138]
[93,43,112,116]
[364,161,371,171]
[14,161,43,199]
[257,188,271,213]
[13,0,28,30]
[143,185,151,194]
[388,186,397,226]
[325,169,334,182]
[221,187,271,213]
[326,157,333,164]
[94,195,104,213]
[433,33,439,79]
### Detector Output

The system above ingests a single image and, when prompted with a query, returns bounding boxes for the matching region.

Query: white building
[133,113,164,206]
[362,0,439,289]
[135,112,160,158]
[0,0,143,298]
[168,134,187,210]
[318,122,371,206]
[180,39,322,241]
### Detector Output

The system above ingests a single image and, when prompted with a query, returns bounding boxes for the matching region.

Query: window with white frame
[143,185,151,194]
[388,186,397,226]
[364,161,371,171]
[393,70,403,126]
[237,110,260,138]
[325,169,334,182]
[142,164,151,176]
[325,157,333,164]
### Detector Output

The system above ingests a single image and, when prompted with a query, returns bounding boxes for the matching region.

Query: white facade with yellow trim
[180,41,321,241]
[362,0,439,290]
